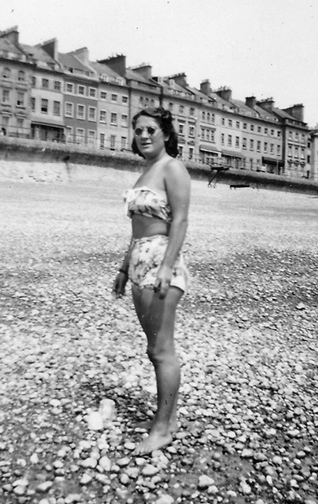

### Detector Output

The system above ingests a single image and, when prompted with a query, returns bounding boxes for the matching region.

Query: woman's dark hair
[131,107,179,158]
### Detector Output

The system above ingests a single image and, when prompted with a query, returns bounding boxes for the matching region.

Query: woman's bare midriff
[132,214,170,239]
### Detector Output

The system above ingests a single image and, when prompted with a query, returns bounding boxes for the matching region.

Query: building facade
[0,26,315,181]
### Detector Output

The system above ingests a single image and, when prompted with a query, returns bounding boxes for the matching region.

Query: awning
[262,156,283,165]
[31,120,64,130]
[199,144,220,153]
[222,150,245,158]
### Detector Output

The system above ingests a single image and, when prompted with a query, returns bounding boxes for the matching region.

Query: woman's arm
[155,159,191,298]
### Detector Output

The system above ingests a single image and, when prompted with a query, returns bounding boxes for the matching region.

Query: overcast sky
[2,0,318,126]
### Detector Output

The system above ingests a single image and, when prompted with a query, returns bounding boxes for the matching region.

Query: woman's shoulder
[163,156,190,179]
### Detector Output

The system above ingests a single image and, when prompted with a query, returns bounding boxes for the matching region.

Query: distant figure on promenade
[113,107,191,455]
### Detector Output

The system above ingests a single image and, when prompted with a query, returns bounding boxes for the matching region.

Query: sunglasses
[134,126,158,136]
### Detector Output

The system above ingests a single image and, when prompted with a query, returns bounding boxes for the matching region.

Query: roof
[90,60,123,82]
[58,52,96,77]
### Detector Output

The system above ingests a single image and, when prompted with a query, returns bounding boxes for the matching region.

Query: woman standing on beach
[113,107,190,455]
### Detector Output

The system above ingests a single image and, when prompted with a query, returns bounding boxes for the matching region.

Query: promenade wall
[1,137,318,195]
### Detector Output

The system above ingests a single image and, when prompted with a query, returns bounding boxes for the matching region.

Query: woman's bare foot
[133,430,173,455]
[134,418,178,433]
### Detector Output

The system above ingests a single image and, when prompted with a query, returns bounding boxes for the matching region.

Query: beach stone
[198,475,215,489]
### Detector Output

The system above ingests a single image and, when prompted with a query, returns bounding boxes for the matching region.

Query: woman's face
[134,116,168,159]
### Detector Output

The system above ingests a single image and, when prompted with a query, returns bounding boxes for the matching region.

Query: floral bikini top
[123,186,172,223]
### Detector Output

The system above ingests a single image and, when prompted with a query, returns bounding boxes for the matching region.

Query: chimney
[282,104,304,122]
[200,79,211,96]
[98,54,126,76]
[216,87,232,102]
[131,64,152,80]
[0,26,19,45]
[258,98,275,112]
[245,96,257,109]
[168,73,187,87]
[73,47,89,65]
[41,38,58,60]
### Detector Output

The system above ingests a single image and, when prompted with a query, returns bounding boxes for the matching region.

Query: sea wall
[1,137,318,194]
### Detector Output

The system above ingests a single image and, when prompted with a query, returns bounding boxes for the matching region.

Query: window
[228,135,232,147]
[190,107,195,117]
[271,129,275,136]
[277,145,281,155]
[189,147,194,160]
[110,112,117,125]
[301,148,305,159]
[41,99,48,113]
[17,118,23,130]
[3,67,11,79]
[270,144,274,153]
[122,96,128,104]
[258,126,261,133]
[242,137,247,149]
[66,82,74,93]
[264,127,268,134]
[264,142,268,152]
[88,130,96,145]
[16,92,25,106]
[100,91,107,100]
[121,136,127,150]
[228,119,232,127]
[18,70,25,82]
[250,124,254,131]
[221,133,225,145]
[235,136,240,148]
[189,126,195,137]
[221,117,225,125]
[100,133,105,149]
[295,132,299,141]
[89,88,97,98]
[53,101,61,116]
[42,78,49,89]
[179,145,183,157]
[211,113,215,123]
[243,123,247,130]
[277,131,281,138]
[31,97,36,111]
[295,146,299,158]
[179,123,184,135]
[76,128,85,143]
[207,112,210,122]
[65,102,74,117]
[100,110,106,123]
[110,135,116,149]
[257,140,261,152]
[121,114,128,126]
[77,104,85,119]
[88,107,96,121]
[54,80,61,91]
[179,105,184,115]
[288,146,292,157]
[2,89,10,103]
[32,76,36,87]
[65,126,73,142]
[236,121,240,129]
[202,111,206,121]
[78,85,86,96]
[168,102,173,111]
[111,93,117,102]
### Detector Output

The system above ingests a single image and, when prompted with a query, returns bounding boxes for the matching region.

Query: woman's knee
[147,343,177,365]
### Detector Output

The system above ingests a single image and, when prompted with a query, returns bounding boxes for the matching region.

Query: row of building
[1,26,318,180]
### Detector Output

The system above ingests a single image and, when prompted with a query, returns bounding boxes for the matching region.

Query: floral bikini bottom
[128,234,189,293]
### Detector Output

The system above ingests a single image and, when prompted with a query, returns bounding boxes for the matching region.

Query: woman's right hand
[112,272,128,298]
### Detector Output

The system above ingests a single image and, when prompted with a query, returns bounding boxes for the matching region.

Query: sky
[2,0,318,126]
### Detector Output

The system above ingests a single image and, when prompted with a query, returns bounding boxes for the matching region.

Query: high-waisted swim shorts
[128,234,189,293]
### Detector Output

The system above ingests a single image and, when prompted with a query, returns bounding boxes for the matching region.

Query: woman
[113,107,190,455]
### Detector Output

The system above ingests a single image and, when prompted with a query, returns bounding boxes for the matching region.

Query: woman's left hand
[154,264,173,299]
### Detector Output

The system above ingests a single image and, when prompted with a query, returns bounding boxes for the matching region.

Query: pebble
[142,464,160,477]
[116,457,130,467]
[198,475,215,489]
[80,473,93,485]
[87,411,104,430]
[36,481,53,492]
[156,495,174,504]
[99,456,112,471]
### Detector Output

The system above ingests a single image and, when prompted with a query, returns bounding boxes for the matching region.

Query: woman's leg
[132,284,183,454]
